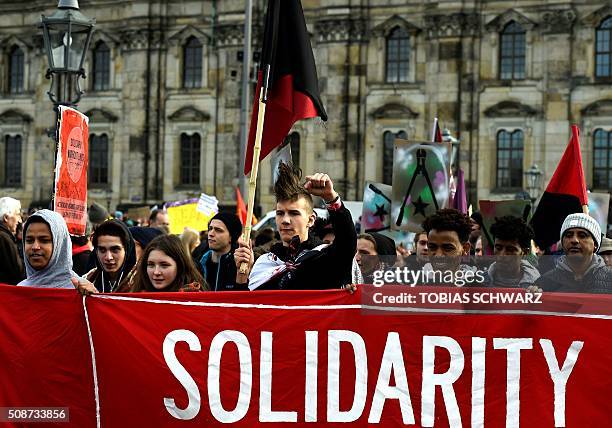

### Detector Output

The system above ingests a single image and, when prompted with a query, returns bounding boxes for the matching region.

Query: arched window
[8,45,24,94]
[183,37,203,89]
[382,130,407,185]
[4,135,22,186]
[180,133,201,185]
[593,129,612,189]
[89,134,109,185]
[92,41,110,91]
[496,129,524,188]
[596,17,612,77]
[385,27,410,83]
[499,21,525,80]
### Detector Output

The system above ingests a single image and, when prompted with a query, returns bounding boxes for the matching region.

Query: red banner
[0,285,611,427]
[54,106,89,236]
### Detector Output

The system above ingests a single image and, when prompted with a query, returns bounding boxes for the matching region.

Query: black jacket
[72,248,92,277]
[254,203,357,290]
[200,249,247,291]
[535,255,612,294]
[0,222,24,285]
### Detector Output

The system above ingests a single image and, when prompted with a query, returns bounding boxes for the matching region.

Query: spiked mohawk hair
[274,162,313,211]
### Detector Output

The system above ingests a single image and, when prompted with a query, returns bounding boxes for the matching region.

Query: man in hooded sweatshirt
[85,219,137,293]
[487,216,540,288]
[199,212,246,291]
[534,213,612,293]
[18,209,78,289]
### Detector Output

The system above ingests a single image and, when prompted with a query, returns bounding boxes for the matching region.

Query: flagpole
[431,117,438,142]
[239,64,271,274]
[238,0,253,200]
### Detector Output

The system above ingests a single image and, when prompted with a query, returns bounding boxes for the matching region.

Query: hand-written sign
[165,198,216,235]
[54,106,89,235]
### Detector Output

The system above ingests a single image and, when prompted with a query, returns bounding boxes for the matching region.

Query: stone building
[0,0,611,219]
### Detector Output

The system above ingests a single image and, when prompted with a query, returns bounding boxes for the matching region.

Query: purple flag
[452,169,467,214]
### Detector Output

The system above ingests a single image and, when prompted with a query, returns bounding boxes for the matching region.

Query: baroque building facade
[0,0,611,214]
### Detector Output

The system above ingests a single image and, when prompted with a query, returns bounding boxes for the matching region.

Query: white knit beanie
[560,213,602,251]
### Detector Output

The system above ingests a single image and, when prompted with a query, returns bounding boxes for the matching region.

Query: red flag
[531,125,588,248]
[236,187,256,226]
[244,0,327,175]
[544,125,588,205]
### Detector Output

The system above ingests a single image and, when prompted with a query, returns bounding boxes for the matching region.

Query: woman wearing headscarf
[18,209,78,289]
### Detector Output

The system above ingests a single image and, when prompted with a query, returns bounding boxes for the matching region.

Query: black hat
[470,211,483,225]
[210,212,243,244]
[369,232,397,256]
[129,227,163,248]
[88,202,109,225]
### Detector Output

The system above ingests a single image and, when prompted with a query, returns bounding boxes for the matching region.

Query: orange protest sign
[54,106,89,236]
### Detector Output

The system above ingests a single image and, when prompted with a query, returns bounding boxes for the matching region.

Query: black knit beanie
[210,212,243,245]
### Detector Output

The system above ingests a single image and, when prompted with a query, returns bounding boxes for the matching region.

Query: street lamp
[40,0,94,203]
[40,0,95,108]
[524,163,543,203]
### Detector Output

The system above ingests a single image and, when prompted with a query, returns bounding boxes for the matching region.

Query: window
[593,129,612,189]
[183,37,203,89]
[496,130,523,188]
[382,130,407,185]
[596,17,612,78]
[8,45,24,94]
[4,135,22,186]
[92,41,110,91]
[499,21,525,80]
[180,133,201,186]
[385,27,410,83]
[89,134,109,185]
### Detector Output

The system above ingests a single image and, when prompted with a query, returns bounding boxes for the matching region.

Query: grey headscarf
[18,209,77,289]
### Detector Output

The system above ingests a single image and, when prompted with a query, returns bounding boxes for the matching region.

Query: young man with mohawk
[234,163,357,290]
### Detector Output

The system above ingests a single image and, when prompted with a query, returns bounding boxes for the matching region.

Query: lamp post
[40,0,95,109]
[40,0,95,204]
[524,163,543,204]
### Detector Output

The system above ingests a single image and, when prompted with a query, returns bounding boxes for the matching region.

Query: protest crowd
[0,0,610,297]
[1,161,611,295]
[2,2,612,426]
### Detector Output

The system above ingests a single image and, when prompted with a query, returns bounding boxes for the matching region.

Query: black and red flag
[530,125,588,249]
[244,0,328,175]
